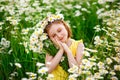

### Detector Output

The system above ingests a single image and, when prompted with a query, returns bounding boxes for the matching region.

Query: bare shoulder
[77,39,84,48]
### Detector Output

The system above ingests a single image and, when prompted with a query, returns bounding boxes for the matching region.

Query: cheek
[63,30,68,36]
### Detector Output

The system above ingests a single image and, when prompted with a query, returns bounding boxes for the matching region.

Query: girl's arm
[45,49,64,73]
[76,42,84,65]
[61,43,78,68]
[45,38,64,73]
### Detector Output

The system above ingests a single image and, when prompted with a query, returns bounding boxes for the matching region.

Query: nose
[56,33,62,40]
[57,33,61,38]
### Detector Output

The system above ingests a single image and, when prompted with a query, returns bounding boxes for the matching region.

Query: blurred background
[0,0,120,80]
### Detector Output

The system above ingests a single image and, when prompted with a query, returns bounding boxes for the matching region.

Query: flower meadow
[0,0,120,80]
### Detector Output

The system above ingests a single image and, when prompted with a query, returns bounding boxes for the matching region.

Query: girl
[43,14,84,80]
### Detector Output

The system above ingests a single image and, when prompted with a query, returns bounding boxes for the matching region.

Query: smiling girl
[42,14,84,80]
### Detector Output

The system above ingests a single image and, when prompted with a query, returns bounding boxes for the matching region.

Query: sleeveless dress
[50,39,83,80]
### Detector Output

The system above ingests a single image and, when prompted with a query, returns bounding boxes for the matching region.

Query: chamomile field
[0,0,120,80]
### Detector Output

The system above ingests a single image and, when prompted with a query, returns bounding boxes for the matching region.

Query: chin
[61,40,65,43]
[61,38,67,43]
[60,39,65,42]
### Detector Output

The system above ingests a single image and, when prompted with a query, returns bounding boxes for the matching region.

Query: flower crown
[36,14,64,29]
[29,14,64,53]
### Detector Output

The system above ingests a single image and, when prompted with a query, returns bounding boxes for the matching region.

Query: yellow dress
[50,39,83,80]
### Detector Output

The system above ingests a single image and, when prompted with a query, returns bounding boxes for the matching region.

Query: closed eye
[57,28,61,32]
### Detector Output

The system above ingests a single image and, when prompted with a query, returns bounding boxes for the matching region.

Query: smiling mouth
[60,37,64,41]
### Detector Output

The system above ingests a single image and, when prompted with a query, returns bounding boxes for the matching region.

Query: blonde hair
[45,20,72,38]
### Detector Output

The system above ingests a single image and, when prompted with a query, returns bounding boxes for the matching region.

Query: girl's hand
[54,38,63,50]
[61,43,69,53]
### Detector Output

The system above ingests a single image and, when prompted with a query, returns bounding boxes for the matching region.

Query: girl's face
[48,23,68,43]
